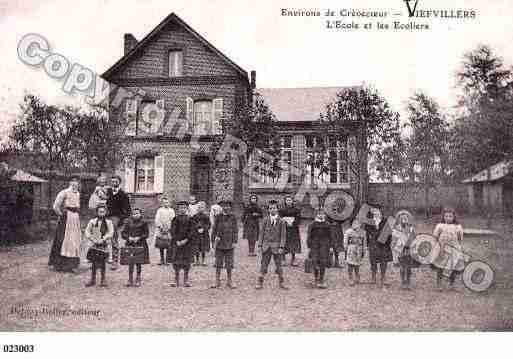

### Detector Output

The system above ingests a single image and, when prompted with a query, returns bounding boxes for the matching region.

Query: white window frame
[193,100,212,136]
[306,135,349,187]
[168,50,183,77]
[135,157,155,193]
[280,136,292,183]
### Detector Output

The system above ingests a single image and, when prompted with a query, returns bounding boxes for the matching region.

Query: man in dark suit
[106,175,131,271]
[256,200,288,290]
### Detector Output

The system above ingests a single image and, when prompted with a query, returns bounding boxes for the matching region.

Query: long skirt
[284,226,301,254]
[243,220,259,245]
[49,211,81,272]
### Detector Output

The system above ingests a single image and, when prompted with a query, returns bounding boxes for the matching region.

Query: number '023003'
[3,345,35,353]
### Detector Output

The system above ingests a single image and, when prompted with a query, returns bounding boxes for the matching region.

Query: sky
[1,0,513,141]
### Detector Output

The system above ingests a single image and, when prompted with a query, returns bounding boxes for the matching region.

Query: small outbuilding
[463,160,513,215]
[0,162,47,239]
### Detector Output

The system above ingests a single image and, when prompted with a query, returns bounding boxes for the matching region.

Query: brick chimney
[250,70,256,90]
[124,33,138,55]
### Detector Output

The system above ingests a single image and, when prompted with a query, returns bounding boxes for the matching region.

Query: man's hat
[218,199,232,206]
[111,175,123,183]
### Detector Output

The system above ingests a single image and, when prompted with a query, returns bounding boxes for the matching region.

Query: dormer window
[168,50,183,77]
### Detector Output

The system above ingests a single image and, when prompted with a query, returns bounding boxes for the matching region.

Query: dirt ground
[1,215,512,331]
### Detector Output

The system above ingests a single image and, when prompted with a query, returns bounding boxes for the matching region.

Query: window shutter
[212,98,223,135]
[125,99,138,136]
[186,97,194,134]
[176,51,183,76]
[124,157,135,193]
[154,155,164,193]
[155,99,166,134]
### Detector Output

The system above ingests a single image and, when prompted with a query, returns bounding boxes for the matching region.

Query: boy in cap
[255,200,288,290]
[211,200,238,289]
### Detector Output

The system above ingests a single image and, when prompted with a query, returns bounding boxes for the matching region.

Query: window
[135,157,155,193]
[186,98,223,135]
[305,135,349,185]
[168,50,183,77]
[138,100,156,134]
[193,100,212,135]
[280,136,292,183]
[250,149,277,186]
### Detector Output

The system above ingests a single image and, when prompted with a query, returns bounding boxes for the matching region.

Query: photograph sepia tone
[1,0,513,347]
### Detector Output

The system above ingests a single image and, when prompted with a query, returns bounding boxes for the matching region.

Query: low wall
[368,183,470,215]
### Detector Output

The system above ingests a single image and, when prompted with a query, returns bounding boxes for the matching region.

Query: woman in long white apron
[48,177,82,273]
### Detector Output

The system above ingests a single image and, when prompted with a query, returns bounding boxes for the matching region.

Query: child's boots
[436,275,443,291]
[348,271,355,286]
[170,272,179,287]
[126,272,134,287]
[278,276,289,290]
[99,270,107,287]
[371,271,377,284]
[184,271,191,287]
[85,271,96,287]
[255,276,264,290]
[226,271,236,289]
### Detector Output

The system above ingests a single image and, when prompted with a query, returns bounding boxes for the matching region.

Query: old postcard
[0,0,512,354]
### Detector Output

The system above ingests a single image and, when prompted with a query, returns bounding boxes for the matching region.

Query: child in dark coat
[279,196,302,267]
[211,200,238,289]
[365,208,393,287]
[121,208,150,287]
[307,209,333,289]
[191,201,211,266]
[242,194,263,257]
[170,200,195,287]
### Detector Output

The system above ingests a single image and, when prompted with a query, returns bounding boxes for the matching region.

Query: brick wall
[112,21,238,79]
[105,15,252,218]
[119,141,192,216]
[121,83,238,132]
[121,140,243,218]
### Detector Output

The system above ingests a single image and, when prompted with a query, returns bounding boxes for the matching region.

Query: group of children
[83,193,466,292]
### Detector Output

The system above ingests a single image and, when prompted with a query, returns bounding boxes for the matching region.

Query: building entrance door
[191,155,211,204]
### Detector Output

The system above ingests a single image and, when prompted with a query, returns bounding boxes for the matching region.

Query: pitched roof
[0,162,47,183]
[11,169,47,183]
[463,160,512,183]
[256,87,355,122]
[102,13,248,80]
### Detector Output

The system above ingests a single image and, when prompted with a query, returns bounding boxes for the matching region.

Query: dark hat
[218,199,232,206]
[111,175,123,183]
